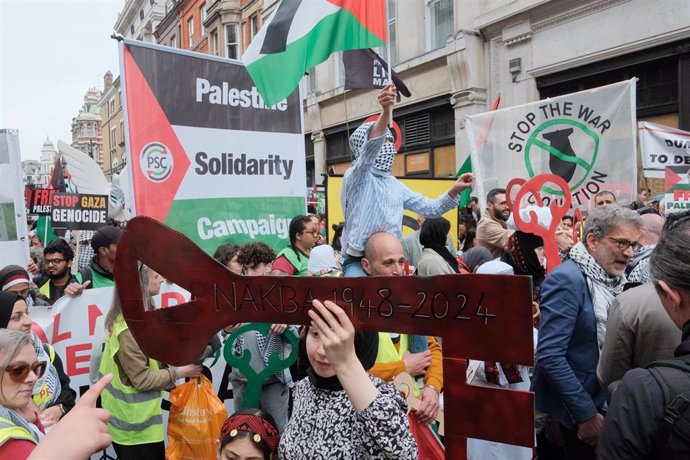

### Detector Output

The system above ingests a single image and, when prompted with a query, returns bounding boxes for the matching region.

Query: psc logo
[140,142,173,183]
[524,119,599,195]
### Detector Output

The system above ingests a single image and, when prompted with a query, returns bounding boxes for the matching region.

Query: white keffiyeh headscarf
[349,122,396,174]
[569,242,627,352]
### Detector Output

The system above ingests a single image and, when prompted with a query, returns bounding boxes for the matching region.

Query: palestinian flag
[243,0,387,106]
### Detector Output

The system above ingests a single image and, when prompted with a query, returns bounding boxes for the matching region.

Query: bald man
[362,232,444,426]
[626,213,664,283]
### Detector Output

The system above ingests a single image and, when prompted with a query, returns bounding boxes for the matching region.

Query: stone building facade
[71,88,103,165]
[302,0,690,193]
[98,71,125,179]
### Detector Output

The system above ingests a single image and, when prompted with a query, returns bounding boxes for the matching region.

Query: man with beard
[81,225,121,288]
[34,238,88,304]
[532,205,642,459]
[477,188,514,258]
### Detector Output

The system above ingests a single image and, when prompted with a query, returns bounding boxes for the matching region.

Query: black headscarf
[463,246,493,272]
[419,217,459,273]
[0,291,22,329]
[300,328,379,391]
[502,232,545,278]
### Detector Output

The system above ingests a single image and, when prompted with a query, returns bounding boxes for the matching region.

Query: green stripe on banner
[456,156,473,208]
[36,215,56,247]
[246,9,385,106]
[165,197,305,254]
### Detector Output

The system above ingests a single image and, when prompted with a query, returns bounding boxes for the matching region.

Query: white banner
[639,121,690,170]
[0,129,30,266]
[30,287,235,456]
[465,79,637,209]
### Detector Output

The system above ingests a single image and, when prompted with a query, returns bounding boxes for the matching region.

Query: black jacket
[598,321,690,459]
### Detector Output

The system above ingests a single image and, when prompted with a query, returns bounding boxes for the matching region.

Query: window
[428,0,453,50]
[109,100,115,116]
[130,25,134,36]
[110,127,117,149]
[250,14,259,38]
[306,66,317,94]
[140,9,144,20]
[225,24,239,59]
[210,30,219,55]
[119,121,124,144]
[334,52,345,87]
[387,0,397,65]
[188,17,194,47]
[200,5,207,35]
[170,34,177,48]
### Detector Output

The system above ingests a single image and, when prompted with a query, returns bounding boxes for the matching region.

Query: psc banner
[466,79,637,209]
[120,39,306,254]
[51,192,108,230]
[639,121,690,170]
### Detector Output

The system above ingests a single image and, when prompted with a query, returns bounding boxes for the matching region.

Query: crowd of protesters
[1,84,689,460]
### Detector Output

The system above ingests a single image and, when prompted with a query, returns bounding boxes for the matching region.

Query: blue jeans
[342,254,368,277]
[342,254,428,352]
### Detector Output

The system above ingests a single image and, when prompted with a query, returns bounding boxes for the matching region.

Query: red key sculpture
[115,216,535,458]
[510,174,572,273]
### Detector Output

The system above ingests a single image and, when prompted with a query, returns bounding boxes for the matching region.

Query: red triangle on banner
[665,167,683,192]
[123,46,190,222]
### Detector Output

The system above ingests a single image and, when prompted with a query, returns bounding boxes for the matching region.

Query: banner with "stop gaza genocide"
[466,79,637,209]
[120,40,306,253]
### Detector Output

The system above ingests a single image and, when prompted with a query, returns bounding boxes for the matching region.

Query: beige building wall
[98,73,125,180]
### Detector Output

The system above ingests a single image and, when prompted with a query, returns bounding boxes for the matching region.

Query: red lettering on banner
[66,343,91,376]
[31,322,49,343]
[88,304,103,336]
[161,292,187,308]
[673,189,690,200]
[52,313,72,344]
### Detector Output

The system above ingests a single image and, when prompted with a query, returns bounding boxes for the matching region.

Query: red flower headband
[220,413,280,452]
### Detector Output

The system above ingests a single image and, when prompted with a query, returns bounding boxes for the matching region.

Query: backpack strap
[646,357,690,454]
[77,267,92,287]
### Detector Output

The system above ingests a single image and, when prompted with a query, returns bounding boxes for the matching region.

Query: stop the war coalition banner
[466,80,637,208]
[120,40,306,253]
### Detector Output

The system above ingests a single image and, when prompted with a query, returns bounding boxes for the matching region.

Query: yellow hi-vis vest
[376,333,409,363]
[375,333,423,396]
[0,415,38,448]
[32,343,56,409]
[99,314,163,445]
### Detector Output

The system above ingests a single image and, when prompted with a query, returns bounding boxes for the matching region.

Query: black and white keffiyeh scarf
[626,244,655,283]
[349,122,396,174]
[569,242,627,352]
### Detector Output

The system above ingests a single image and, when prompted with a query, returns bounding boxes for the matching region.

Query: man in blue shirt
[340,85,474,277]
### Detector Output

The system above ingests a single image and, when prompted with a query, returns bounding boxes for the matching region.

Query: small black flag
[343,49,411,98]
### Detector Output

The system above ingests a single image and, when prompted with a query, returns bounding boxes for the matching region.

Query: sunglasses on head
[3,361,47,383]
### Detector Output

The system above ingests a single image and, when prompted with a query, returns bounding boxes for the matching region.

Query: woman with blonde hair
[99,265,201,459]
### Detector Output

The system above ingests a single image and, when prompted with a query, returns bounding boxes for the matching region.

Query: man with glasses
[532,205,642,459]
[33,238,86,304]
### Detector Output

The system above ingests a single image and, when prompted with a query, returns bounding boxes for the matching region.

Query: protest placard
[50,192,108,230]
[120,39,306,254]
[466,79,637,209]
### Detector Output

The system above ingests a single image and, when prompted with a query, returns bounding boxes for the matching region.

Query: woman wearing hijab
[279,300,417,459]
[0,291,75,429]
[307,245,342,277]
[502,231,546,327]
[416,217,460,276]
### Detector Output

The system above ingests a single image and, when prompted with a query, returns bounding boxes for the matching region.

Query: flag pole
[384,0,393,125]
